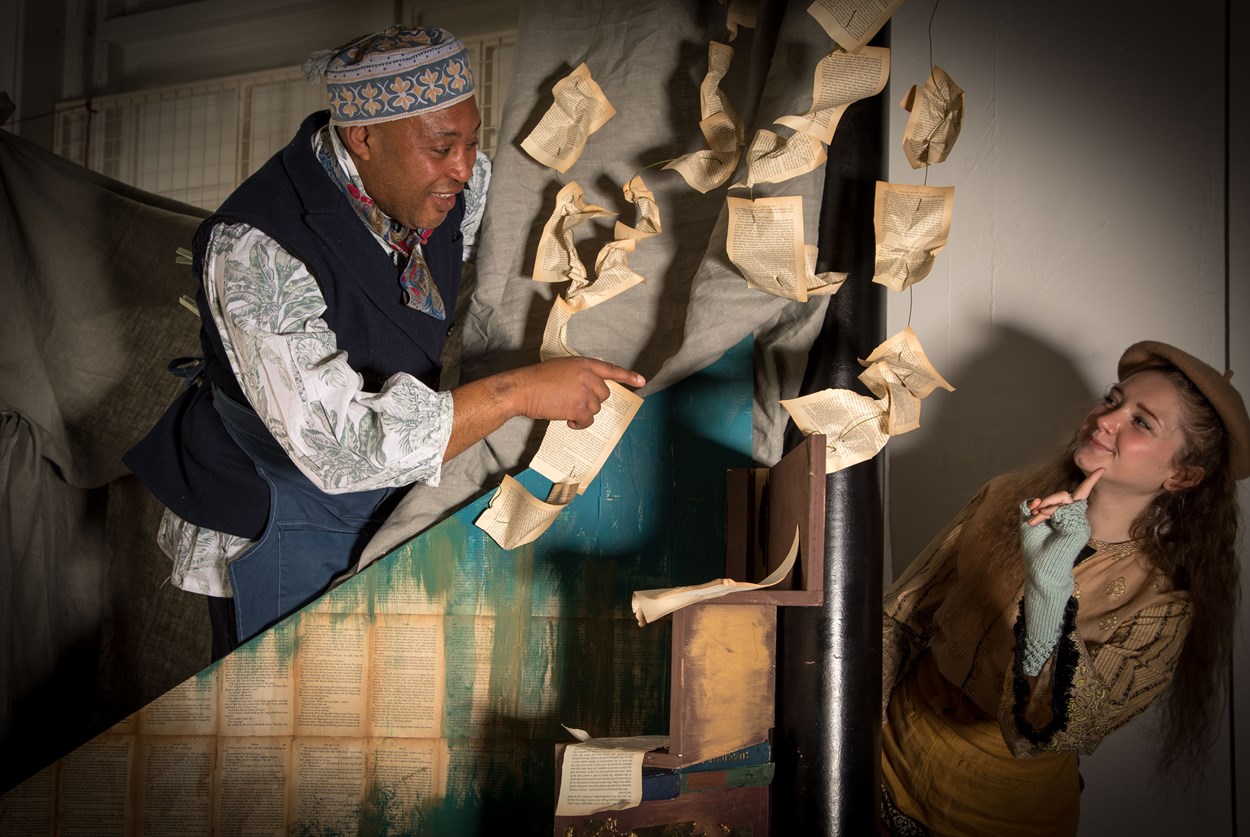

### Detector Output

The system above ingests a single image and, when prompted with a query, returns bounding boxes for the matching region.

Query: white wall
[885,1,1245,834]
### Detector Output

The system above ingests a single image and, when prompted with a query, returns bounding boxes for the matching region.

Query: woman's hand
[1024,468,1103,527]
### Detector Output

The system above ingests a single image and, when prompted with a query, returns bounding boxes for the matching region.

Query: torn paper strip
[774,45,890,144]
[631,527,801,627]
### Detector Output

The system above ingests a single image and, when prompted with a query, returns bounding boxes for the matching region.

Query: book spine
[679,741,771,773]
[641,762,774,801]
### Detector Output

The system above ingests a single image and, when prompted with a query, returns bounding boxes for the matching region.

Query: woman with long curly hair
[879,340,1248,836]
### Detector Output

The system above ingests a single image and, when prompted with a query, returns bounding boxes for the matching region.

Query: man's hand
[508,357,645,429]
[444,358,646,461]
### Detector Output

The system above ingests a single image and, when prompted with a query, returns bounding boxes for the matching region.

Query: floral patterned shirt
[159,126,490,596]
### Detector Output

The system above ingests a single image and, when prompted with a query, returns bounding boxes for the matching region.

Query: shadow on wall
[887,325,1099,576]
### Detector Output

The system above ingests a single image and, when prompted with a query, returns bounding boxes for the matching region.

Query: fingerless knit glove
[1018,499,1090,676]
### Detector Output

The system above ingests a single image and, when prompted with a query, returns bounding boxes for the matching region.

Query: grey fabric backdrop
[362,0,836,566]
[0,127,211,791]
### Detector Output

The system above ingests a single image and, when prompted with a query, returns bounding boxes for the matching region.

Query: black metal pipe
[771,25,888,836]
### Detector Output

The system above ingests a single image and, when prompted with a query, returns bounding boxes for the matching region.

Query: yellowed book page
[532,180,614,284]
[859,361,922,434]
[369,563,445,615]
[520,63,617,173]
[733,129,827,188]
[213,737,290,837]
[807,0,904,53]
[218,627,296,738]
[555,744,647,816]
[366,738,449,818]
[475,473,573,550]
[860,325,955,398]
[900,65,965,169]
[572,239,645,308]
[775,46,890,144]
[663,147,740,193]
[700,42,743,147]
[136,736,213,837]
[725,195,809,301]
[138,672,218,738]
[531,380,644,493]
[366,613,444,739]
[613,175,663,240]
[782,388,889,472]
[0,762,56,836]
[294,613,370,739]
[698,111,741,155]
[108,714,138,735]
[803,243,848,296]
[540,295,580,362]
[872,182,955,291]
[723,0,760,41]
[444,617,501,731]
[288,738,366,837]
[630,527,800,626]
[56,734,135,837]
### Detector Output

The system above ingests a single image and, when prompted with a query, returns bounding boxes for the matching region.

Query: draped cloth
[0,126,210,791]
[360,0,836,567]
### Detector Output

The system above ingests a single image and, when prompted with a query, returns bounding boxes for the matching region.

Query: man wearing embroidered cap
[125,25,645,656]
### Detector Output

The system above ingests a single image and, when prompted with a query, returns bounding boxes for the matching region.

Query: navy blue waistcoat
[124,111,465,539]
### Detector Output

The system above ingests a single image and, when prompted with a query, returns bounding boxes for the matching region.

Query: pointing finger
[1073,468,1104,502]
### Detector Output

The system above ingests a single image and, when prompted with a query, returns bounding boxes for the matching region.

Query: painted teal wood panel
[349,336,755,835]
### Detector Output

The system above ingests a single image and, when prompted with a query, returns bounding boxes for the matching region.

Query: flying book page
[721,0,760,42]
[900,65,965,169]
[665,43,745,192]
[803,244,848,297]
[532,180,615,284]
[521,63,617,173]
[782,388,889,473]
[475,474,578,550]
[872,181,954,291]
[859,326,955,400]
[733,128,827,188]
[531,381,643,494]
[775,45,889,144]
[807,0,904,53]
[725,195,809,301]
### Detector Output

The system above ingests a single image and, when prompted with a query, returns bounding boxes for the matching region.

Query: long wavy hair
[983,365,1240,776]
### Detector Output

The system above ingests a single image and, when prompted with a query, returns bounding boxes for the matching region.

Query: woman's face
[1074,370,1191,499]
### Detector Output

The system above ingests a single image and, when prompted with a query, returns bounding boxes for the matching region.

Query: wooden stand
[555,435,826,833]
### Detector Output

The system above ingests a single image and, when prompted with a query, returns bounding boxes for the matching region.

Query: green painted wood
[329,336,755,835]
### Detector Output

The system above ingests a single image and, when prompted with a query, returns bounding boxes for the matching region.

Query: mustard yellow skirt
[881,653,1080,837]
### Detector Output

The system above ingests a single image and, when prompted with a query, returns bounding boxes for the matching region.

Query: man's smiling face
[346,96,480,231]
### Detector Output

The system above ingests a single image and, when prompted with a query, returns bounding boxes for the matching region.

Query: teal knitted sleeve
[1017,499,1090,676]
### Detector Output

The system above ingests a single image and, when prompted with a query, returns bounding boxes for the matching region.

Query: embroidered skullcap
[303,25,475,126]
[1118,340,1250,480]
